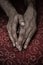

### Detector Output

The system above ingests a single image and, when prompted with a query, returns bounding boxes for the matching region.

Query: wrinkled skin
[23,4,37,49]
[0,0,37,51]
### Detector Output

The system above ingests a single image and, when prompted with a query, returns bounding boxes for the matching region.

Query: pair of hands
[7,5,37,51]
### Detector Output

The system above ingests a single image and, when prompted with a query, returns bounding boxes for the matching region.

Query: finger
[7,20,15,47]
[16,15,25,51]
[19,15,25,45]
[22,24,33,46]
[11,15,18,44]
[19,15,25,26]
[24,26,36,49]
[16,27,25,51]
[24,16,37,49]
[16,42,22,51]
[22,16,33,45]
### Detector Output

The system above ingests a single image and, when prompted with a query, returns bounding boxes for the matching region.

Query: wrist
[9,9,18,18]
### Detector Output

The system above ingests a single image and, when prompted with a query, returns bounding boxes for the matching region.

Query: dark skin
[0,0,37,51]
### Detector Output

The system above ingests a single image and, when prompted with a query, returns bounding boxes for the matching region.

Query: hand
[7,14,25,51]
[7,14,18,47]
[23,5,37,49]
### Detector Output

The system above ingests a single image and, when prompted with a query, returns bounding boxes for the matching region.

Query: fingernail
[13,43,15,47]
[16,42,22,51]
[17,45,22,51]
[18,46,22,51]
[24,45,27,49]
[20,22,25,26]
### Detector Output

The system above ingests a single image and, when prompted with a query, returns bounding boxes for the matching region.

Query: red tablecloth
[0,0,43,65]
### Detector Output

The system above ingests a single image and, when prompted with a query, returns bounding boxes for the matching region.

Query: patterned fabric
[0,0,43,65]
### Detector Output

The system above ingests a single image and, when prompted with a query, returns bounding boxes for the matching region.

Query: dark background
[0,0,39,15]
